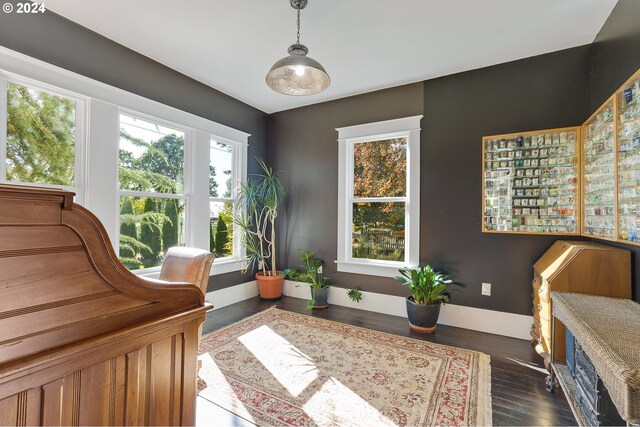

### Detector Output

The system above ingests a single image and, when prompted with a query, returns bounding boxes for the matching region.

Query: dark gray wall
[268,83,423,297]
[422,47,591,315]
[3,1,640,305]
[591,0,640,110]
[0,3,268,290]
[589,0,640,301]
[269,48,592,316]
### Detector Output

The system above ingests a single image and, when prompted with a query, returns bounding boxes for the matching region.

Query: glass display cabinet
[482,128,580,235]
[582,97,617,240]
[482,67,640,243]
[616,69,640,245]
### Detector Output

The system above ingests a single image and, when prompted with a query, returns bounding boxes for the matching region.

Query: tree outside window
[209,141,235,259]
[5,82,80,188]
[337,115,421,277]
[352,137,407,262]
[117,114,186,270]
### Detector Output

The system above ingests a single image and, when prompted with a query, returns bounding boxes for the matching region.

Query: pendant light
[266,0,330,96]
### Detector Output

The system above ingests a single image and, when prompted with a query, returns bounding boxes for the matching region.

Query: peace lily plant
[395,265,453,333]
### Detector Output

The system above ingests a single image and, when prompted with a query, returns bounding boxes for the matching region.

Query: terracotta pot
[255,272,284,300]
[406,296,441,333]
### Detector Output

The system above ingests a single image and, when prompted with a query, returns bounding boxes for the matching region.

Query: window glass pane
[352,202,405,261]
[6,82,76,186]
[210,141,233,198]
[353,138,406,198]
[210,200,234,258]
[118,196,185,269]
[119,114,184,194]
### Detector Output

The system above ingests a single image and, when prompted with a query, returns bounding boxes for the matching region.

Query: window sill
[128,258,244,280]
[210,258,245,275]
[131,266,161,279]
[336,260,412,278]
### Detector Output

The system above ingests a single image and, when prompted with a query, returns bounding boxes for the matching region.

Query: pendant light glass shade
[266,44,330,96]
[266,0,330,96]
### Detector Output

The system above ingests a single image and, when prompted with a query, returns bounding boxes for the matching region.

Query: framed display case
[581,97,617,240]
[482,127,580,235]
[615,69,640,245]
[481,67,640,242]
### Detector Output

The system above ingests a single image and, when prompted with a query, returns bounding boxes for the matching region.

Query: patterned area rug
[198,307,492,426]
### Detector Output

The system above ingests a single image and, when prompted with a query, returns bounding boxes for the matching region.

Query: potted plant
[284,249,364,309]
[283,250,329,309]
[235,158,286,300]
[395,265,452,333]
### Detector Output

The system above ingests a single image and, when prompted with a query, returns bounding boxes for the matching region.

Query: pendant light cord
[296,8,301,44]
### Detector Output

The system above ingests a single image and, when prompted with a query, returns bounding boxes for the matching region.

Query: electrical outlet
[318,265,323,274]
[481,282,492,296]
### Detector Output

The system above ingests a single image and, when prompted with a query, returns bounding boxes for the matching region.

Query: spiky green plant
[395,266,452,305]
[234,158,286,276]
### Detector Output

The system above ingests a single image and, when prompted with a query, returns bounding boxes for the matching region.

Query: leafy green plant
[282,249,328,289]
[395,265,452,305]
[235,158,286,276]
[283,249,364,308]
[347,288,363,303]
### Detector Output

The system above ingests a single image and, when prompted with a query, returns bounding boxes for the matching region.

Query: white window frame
[207,136,247,274]
[0,46,250,277]
[0,72,88,204]
[116,110,193,274]
[336,115,422,277]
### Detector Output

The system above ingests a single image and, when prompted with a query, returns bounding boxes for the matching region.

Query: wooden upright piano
[0,184,209,426]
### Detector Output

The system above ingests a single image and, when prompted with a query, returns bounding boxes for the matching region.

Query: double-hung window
[0,50,249,277]
[209,140,236,260]
[117,112,189,270]
[337,115,422,277]
[0,76,86,200]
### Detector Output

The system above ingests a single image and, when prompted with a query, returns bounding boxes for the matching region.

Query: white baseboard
[205,281,258,310]
[207,280,533,340]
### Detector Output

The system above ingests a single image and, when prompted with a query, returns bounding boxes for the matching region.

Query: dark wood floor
[201,296,577,426]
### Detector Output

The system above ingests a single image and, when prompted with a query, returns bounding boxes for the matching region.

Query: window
[0,50,249,277]
[337,115,422,277]
[209,140,235,259]
[117,113,188,270]
[0,78,86,198]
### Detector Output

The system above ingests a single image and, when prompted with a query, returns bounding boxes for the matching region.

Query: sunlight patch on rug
[198,307,492,426]
[237,325,319,397]
[302,376,395,426]
[199,353,256,424]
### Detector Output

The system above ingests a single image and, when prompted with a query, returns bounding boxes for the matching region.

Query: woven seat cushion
[552,292,640,423]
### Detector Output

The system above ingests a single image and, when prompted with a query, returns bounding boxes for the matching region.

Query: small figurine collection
[483,69,640,243]
[483,130,578,234]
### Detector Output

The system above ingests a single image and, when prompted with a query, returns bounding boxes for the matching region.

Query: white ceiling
[45,0,617,114]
